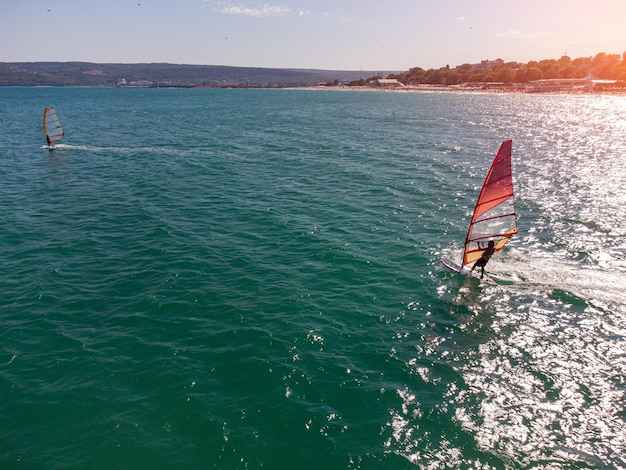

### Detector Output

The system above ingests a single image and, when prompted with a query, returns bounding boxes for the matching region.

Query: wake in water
[42,143,111,151]
[495,248,626,311]
[43,143,206,157]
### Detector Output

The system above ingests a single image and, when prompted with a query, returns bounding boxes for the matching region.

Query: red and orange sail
[463,140,517,266]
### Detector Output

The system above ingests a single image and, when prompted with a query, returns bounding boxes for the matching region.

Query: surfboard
[440,257,495,283]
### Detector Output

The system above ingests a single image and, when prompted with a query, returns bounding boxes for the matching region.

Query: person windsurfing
[470,240,495,279]
[43,107,64,149]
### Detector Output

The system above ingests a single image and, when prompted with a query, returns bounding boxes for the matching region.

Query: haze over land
[2,1,625,72]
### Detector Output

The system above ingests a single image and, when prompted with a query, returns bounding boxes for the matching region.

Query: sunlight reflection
[452,294,626,468]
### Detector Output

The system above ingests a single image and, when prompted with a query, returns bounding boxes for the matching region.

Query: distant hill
[0,62,375,87]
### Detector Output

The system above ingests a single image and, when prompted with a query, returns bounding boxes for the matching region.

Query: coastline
[286,83,626,96]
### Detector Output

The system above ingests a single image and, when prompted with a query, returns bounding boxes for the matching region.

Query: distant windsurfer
[46,135,52,148]
[470,240,495,279]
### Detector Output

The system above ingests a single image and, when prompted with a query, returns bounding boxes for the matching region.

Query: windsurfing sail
[43,107,64,146]
[462,139,517,267]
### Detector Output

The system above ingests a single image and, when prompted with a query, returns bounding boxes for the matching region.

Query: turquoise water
[1,87,625,469]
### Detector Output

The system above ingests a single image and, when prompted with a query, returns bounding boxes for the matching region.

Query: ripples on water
[0,88,625,468]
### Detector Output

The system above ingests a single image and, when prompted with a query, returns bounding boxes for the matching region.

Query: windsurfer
[470,240,495,278]
[46,135,52,147]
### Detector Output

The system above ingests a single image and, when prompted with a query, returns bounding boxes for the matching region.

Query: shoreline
[284,84,626,96]
[6,83,625,96]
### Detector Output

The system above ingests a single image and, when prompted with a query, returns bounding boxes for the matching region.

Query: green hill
[0,62,373,87]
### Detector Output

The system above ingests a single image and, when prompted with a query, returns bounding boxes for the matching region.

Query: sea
[1,86,625,469]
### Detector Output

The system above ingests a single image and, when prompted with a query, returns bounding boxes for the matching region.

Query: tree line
[385,52,626,86]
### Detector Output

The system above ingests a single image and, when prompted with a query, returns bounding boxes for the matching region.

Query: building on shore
[524,78,592,93]
[472,59,505,71]
[523,78,621,93]
[370,78,405,88]
[128,80,154,87]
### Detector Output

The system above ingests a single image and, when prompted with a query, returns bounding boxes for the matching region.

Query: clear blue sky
[2,0,625,71]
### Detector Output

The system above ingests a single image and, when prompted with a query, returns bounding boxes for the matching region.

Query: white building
[371,78,405,87]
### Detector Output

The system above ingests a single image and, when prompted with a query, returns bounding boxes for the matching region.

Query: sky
[2,0,625,72]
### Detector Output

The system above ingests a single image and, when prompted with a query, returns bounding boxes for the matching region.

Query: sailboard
[43,107,64,148]
[441,139,518,283]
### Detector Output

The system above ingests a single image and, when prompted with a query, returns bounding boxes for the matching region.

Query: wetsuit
[471,243,495,278]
